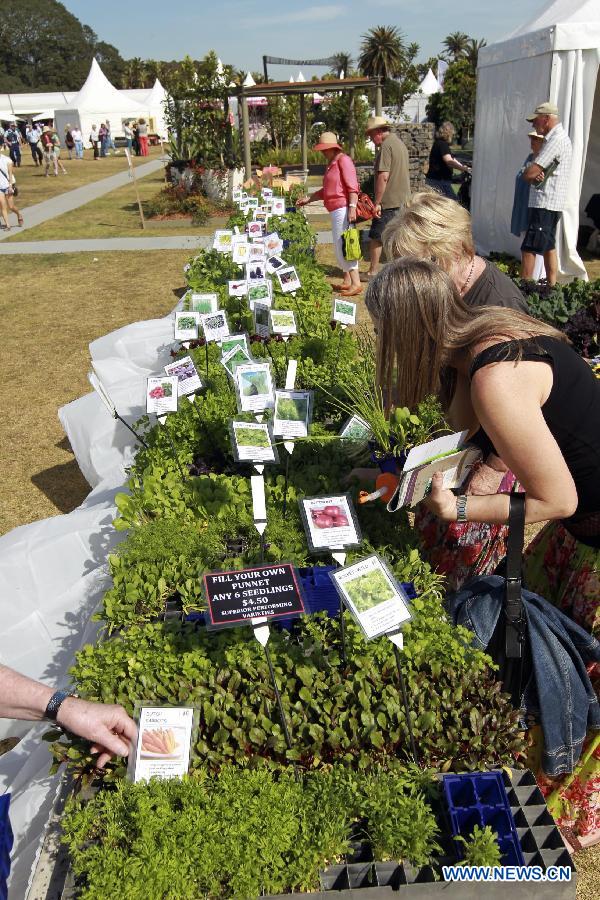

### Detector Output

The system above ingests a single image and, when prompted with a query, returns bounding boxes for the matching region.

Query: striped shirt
[528,123,572,212]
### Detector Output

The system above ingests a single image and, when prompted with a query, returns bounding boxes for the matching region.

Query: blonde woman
[383,192,528,313]
[426,122,470,199]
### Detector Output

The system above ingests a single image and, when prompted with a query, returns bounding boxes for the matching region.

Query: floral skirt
[414,467,517,591]
[524,521,600,846]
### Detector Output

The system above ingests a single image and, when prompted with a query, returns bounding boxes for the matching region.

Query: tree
[0,0,124,91]
[464,38,487,69]
[358,25,407,80]
[442,32,469,61]
[122,57,147,89]
[426,58,477,144]
[330,52,353,79]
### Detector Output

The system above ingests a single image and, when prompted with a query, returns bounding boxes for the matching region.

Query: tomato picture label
[299,494,362,553]
[330,554,412,640]
[204,563,305,628]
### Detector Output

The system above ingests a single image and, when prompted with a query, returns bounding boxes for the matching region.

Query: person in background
[40,125,55,176]
[0,663,137,770]
[520,102,573,287]
[89,124,100,160]
[511,131,545,239]
[0,152,24,228]
[426,122,471,199]
[64,124,75,160]
[26,123,43,166]
[132,121,140,156]
[137,118,149,156]
[0,125,4,150]
[296,131,362,296]
[4,123,22,167]
[51,129,67,175]
[71,125,83,159]
[98,123,108,158]
[365,116,411,278]
[106,119,117,153]
[123,121,133,153]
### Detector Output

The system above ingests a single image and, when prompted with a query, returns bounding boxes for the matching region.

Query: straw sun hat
[313,132,342,152]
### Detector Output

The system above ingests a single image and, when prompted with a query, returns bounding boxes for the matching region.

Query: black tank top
[469,336,600,528]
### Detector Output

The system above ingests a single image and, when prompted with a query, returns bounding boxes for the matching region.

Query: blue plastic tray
[0,793,13,899]
[443,772,525,866]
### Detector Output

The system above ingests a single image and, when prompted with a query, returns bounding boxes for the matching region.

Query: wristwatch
[456,495,468,523]
[44,690,75,721]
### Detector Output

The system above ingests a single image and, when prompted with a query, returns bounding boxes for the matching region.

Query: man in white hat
[520,102,573,286]
[365,116,410,277]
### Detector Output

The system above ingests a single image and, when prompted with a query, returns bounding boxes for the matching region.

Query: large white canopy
[471,0,600,280]
[67,58,148,116]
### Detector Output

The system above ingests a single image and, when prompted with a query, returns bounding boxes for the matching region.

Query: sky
[64,0,548,78]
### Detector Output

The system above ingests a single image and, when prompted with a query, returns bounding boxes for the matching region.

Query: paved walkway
[0,158,164,242]
[0,231,334,255]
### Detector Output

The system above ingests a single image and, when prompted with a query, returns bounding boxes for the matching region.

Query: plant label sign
[271,197,286,215]
[299,494,362,553]
[246,261,266,282]
[339,414,372,443]
[204,563,305,628]
[266,254,286,274]
[231,420,277,464]
[269,309,297,336]
[234,362,275,413]
[228,279,248,297]
[247,221,263,239]
[146,376,178,415]
[213,230,233,253]
[132,706,194,783]
[190,293,218,315]
[164,355,202,397]
[264,232,283,256]
[248,244,267,263]
[273,389,312,438]
[277,266,301,294]
[221,344,251,378]
[253,303,271,339]
[220,333,249,356]
[330,555,412,640]
[248,280,272,310]
[232,241,250,265]
[174,311,199,341]
[332,298,357,326]
[200,310,230,343]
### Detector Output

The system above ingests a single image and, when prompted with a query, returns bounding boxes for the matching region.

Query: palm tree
[122,57,146,88]
[331,52,353,79]
[464,38,487,69]
[442,32,469,62]
[358,25,407,80]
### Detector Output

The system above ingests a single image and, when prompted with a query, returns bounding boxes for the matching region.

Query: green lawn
[5,144,165,210]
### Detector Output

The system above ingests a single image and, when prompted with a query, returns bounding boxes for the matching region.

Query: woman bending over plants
[365,257,600,845]
[365,257,600,635]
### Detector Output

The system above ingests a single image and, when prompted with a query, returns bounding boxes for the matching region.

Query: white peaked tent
[53,59,148,141]
[145,78,168,138]
[401,68,442,122]
[471,0,600,280]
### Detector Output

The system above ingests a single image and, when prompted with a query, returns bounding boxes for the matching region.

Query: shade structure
[471,0,600,281]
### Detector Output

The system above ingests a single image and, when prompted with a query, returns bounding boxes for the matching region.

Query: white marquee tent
[53,59,149,141]
[471,0,600,280]
[401,68,442,123]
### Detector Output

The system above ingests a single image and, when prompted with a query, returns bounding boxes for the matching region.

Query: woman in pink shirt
[296,132,361,296]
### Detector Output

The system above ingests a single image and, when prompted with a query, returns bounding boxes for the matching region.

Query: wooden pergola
[236,76,383,180]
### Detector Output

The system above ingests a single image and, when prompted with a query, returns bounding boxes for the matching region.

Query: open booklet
[386,430,481,511]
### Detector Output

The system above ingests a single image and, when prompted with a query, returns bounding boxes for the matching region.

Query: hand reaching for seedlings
[57,698,138,769]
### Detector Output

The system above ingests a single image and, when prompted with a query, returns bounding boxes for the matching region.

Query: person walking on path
[520,102,573,287]
[71,126,84,159]
[137,119,149,156]
[425,122,471,199]
[0,153,24,229]
[296,131,362,296]
[123,121,133,152]
[51,130,68,175]
[26,124,43,166]
[40,126,55,175]
[365,116,411,278]
[89,125,100,160]
[64,124,75,160]
[4,123,22,167]
[106,120,117,153]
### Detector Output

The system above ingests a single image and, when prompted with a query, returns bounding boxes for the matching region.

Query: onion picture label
[299,494,362,552]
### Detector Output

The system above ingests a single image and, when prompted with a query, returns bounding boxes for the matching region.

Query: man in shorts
[366,116,410,277]
[520,102,572,286]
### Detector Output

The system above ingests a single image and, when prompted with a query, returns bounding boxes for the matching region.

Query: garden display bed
[35,203,597,899]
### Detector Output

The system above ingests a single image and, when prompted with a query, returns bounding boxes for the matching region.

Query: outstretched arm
[0,664,137,768]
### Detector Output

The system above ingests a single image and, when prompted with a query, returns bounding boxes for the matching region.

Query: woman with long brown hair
[365,257,600,630]
[366,256,600,845]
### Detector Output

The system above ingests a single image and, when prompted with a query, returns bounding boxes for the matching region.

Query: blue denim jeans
[426,178,456,200]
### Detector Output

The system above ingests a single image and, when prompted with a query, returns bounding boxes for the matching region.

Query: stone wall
[356,123,434,192]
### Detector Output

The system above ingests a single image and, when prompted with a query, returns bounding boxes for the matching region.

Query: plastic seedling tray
[0,794,13,900]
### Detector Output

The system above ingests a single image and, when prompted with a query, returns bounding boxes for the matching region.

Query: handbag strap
[504,492,526,659]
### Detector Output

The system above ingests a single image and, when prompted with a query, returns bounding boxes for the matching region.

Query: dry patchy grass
[0,250,189,535]
[4,144,164,210]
